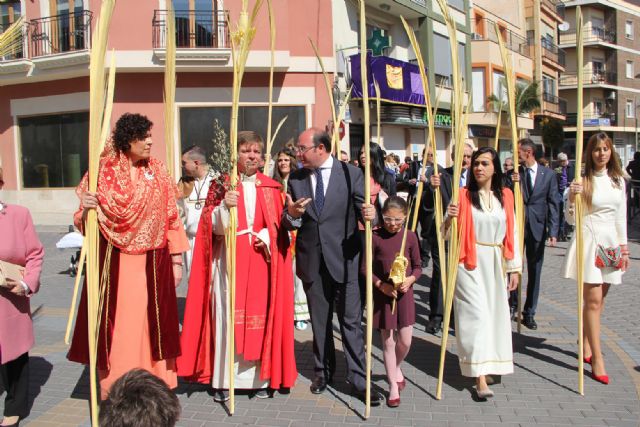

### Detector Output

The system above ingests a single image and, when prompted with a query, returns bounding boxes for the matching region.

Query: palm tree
[486,80,541,139]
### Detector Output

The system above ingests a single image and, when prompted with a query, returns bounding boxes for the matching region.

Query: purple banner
[350,53,427,107]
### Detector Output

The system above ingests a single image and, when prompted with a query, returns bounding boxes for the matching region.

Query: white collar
[316,155,334,171]
[242,173,257,182]
[526,161,539,173]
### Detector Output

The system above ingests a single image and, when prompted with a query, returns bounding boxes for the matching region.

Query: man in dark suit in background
[555,152,575,241]
[422,142,472,333]
[282,128,382,405]
[509,138,560,330]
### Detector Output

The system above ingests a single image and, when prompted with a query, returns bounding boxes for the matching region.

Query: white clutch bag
[0,260,25,288]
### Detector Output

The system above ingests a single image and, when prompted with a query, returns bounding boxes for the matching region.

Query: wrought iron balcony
[0,22,26,60]
[29,10,92,58]
[541,0,565,20]
[471,18,531,58]
[541,37,566,68]
[152,10,229,49]
[559,26,616,45]
[565,112,616,126]
[543,92,567,116]
[559,71,617,86]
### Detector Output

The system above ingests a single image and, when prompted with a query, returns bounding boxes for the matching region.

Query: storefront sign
[583,118,611,126]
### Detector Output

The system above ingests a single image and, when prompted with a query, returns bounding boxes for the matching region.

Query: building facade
[0,0,334,224]
[467,0,535,161]
[332,0,472,165]
[559,0,640,165]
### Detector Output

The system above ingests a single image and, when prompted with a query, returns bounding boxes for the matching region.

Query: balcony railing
[565,112,616,126]
[434,73,452,88]
[559,71,617,86]
[152,10,229,49]
[471,18,531,58]
[541,0,565,20]
[29,10,92,58]
[543,92,567,115]
[559,26,616,45]
[541,37,566,67]
[0,22,26,60]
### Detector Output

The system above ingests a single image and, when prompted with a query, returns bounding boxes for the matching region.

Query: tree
[540,116,564,159]
[486,80,541,116]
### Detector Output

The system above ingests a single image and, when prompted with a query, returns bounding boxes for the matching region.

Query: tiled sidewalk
[2,225,639,427]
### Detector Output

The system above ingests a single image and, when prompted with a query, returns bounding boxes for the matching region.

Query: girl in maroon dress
[363,196,422,408]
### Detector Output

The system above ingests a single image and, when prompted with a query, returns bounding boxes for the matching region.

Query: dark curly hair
[112,113,153,153]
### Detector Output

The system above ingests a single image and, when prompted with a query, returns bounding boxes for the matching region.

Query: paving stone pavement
[1,222,639,427]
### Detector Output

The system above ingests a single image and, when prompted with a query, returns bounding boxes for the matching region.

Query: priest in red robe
[178,131,297,401]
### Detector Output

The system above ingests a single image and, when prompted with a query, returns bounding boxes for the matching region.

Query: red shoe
[397,379,406,392]
[591,373,609,385]
[387,397,400,408]
[584,356,592,365]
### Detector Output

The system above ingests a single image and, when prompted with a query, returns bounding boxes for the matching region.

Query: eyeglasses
[295,145,316,154]
[382,216,406,224]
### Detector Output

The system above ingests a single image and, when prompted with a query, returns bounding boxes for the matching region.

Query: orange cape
[457,188,515,270]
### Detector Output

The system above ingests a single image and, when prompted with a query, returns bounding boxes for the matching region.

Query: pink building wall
[0,0,333,196]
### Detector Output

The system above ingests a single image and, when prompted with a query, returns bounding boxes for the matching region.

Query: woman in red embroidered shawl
[441,147,521,400]
[68,113,189,399]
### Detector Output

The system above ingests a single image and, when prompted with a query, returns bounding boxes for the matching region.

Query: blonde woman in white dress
[440,147,521,399]
[563,132,629,385]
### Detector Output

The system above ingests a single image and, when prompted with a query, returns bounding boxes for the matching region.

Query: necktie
[314,168,325,214]
[526,168,534,193]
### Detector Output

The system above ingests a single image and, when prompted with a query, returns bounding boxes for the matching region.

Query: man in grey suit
[509,138,560,330]
[282,128,382,405]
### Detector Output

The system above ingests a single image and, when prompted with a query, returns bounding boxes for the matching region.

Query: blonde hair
[583,132,624,209]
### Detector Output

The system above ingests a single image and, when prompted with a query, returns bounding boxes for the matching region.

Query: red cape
[177,173,297,389]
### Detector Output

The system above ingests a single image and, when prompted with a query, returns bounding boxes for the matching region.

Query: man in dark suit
[421,142,472,333]
[509,138,560,330]
[282,128,382,405]
[406,148,433,263]
[555,152,575,241]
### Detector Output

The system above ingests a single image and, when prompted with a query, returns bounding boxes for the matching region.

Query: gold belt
[475,241,502,247]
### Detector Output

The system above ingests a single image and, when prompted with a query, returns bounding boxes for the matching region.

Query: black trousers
[304,258,367,391]
[0,352,29,418]
[510,229,546,317]
[426,236,444,321]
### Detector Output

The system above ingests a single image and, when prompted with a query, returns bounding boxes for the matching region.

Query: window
[593,99,603,116]
[542,74,555,96]
[447,0,464,11]
[172,0,225,48]
[472,68,485,112]
[626,99,634,118]
[492,71,506,103]
[626,60,634,79]
[19,112,89,188]
[433,33,452,87]
[626,20,634,39]
[1,1,22,59]
[179,106,307,165]
[0,1,21,28]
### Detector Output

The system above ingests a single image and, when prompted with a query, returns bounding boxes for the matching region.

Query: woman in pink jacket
[0,167,44,427]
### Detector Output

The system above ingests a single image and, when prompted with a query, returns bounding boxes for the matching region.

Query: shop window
[19,112,89,188]
[179,106,307,167]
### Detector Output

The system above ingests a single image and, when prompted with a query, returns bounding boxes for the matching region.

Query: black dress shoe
[425,318,442,334]
[310,376,328,394]
[523,317,537,330]
[351,387,382,406]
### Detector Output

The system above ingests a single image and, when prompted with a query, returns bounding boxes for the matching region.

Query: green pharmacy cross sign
[367,28,391,56]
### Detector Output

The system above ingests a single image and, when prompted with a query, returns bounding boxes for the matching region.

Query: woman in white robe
[442,147,521,399]
[562,132,629,385]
